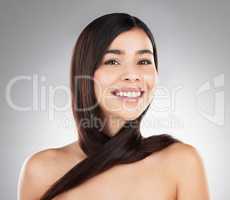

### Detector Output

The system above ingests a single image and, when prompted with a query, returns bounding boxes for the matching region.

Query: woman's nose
[121,71,141,82]
[123,75,140,82]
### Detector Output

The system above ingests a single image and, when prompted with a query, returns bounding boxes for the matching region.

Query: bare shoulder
[146,142,206,181]
[158,142,210,199]
[21,147,65,177]
[147,142,200,162]
[18,141,84,200]
[17,148,55,199]
[162,142,202,160]
[159,142,205,172]
[19,140,85,181]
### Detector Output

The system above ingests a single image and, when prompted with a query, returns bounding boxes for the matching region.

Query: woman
[18,13,210,200]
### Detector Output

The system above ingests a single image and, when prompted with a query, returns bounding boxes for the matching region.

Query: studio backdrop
[0,0,229,199]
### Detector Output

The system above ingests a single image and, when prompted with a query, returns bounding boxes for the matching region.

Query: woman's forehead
[106,29,153,54]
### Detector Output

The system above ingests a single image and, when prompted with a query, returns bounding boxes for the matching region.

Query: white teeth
[115,91,141,97]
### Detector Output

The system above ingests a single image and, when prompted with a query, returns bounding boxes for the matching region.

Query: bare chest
[53,159,176,200]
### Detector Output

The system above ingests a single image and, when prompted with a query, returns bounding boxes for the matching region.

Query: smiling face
[93,27,158,122]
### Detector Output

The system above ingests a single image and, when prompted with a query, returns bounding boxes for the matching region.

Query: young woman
[18,13,210,200]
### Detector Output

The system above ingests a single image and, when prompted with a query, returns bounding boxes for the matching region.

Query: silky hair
[40,12,181,200]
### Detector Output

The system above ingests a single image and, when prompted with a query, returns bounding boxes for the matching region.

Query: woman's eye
[104,59,119,65]
[103,59,152,65]
[138,59,152,65]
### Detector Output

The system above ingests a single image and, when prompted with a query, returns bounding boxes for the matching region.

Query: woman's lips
[111,87,144,94]
[111,90,145,102]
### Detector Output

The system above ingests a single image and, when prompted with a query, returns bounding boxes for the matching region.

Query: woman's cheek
[93,69,118,103]
[142,71,155,89]
[94,69,116,87]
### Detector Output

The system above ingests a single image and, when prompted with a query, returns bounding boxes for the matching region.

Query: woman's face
[93,27,158,122]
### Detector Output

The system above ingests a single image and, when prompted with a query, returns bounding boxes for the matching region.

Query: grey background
[0,0,229,199]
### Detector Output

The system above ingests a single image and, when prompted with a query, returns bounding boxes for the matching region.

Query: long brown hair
[40,12,181,200]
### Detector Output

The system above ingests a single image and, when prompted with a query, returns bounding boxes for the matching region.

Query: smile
[111,87,145,101]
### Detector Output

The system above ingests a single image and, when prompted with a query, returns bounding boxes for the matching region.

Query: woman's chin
[117,112,142,121]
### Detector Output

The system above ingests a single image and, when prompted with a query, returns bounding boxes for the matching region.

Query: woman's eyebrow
[104,49,153,55]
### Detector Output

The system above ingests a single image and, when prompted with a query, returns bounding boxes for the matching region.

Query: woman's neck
[102,114,126,137]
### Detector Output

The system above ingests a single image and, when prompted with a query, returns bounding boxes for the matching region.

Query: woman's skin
[93,27,157,137]
[18,28,210,200]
